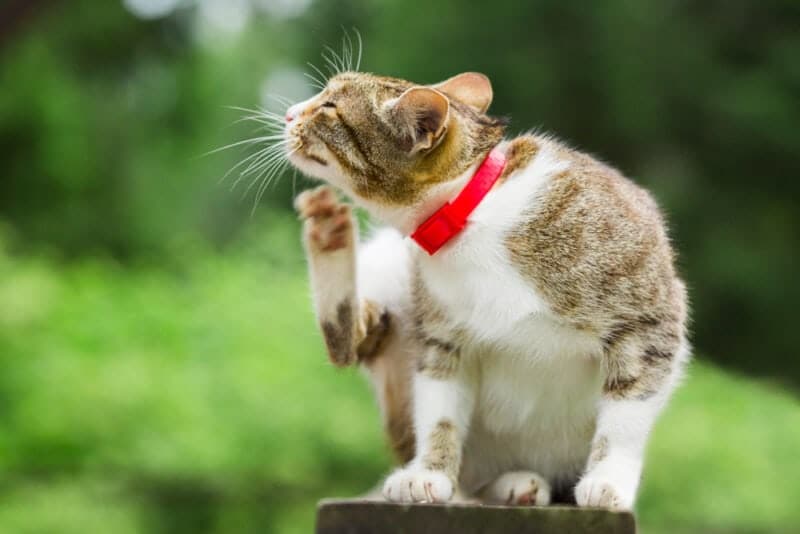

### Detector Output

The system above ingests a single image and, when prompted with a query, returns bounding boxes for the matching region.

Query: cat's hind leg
[575,330,690,510]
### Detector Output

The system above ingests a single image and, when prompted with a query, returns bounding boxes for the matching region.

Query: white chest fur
[415,146,586,349]
[412,147,604,488]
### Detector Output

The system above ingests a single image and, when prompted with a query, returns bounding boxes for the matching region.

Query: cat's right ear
[384,87,450,154]
[433,72,493,113]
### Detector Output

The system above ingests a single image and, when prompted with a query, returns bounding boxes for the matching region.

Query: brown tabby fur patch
[410,268,464,380]
[422,419,461,483]
[505,137,687,400]
[320,300,354,366]
[498,135,540,184]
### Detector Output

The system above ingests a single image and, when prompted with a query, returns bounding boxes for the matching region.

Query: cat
[284,70,689,509]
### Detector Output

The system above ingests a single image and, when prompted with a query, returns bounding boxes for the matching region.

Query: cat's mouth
[286,137,328,169]
[305,153,328,166]
[285,130,338,187]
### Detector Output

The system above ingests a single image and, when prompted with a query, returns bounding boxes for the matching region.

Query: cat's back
[503,134,685,331]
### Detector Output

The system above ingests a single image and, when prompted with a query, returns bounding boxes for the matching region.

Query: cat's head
[284,72,506,206]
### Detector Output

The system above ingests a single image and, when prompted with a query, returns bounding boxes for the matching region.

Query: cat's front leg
[382,343,475,503]
[576,330,689,510]
[295,186,389,366]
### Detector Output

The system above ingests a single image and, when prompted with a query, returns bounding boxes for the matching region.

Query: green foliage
[1,1,798,532]
[1,0,797,382]
[0,224,798,533]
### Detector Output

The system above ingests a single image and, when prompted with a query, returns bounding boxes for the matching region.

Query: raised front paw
[294,185,354,253]
[382,467,454,504]
[575,475,633,511]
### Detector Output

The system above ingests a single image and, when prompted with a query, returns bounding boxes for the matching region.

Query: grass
[0,219,797,533]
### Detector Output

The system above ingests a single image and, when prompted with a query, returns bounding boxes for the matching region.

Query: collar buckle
[410,202,466,255]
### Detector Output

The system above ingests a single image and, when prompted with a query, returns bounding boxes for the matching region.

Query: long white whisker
[203,135,279,156]
[221,137,287,187]
[304,72,325,90]
[253,159,291,212]
[254,105,286,120]
[239,140,287,171]
[245,148,294,209]
[342,31,353,71]
[323,46,342,75]
[234,114,283,128]
[220,146,271,186]
[232,114,280,127]
[339,38,349,72]
[240,145,287,181]
[268,94,294,107]
[307,61,329,86]
[233,144,287,190]
[227,108,284,130]
[259,154,295,204]
[354,28,363,71]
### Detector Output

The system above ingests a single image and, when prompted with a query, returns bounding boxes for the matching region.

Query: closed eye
[321,101,336,108]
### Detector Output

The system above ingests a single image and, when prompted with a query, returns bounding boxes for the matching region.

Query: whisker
[307,61,329,86]
[253,159,291,213]
[233,144,287,190]
[322,45,343,75]
[203,135,280,156]
[268,94,294,107]
[342,30,353,71]
[354,28,363,71]
[226,107,285,129]
[231,104,286,124]
[254,105,287,120]
[232,114,281,127]
[222,138,287,188]
[220,146,272,187]
[247,146,299,214]
[240,145,287,181]
[304,72,326,90]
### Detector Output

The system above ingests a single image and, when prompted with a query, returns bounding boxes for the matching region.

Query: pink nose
[285,112,294,122]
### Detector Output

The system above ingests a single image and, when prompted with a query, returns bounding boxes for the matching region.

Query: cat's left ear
[433,72,493,113]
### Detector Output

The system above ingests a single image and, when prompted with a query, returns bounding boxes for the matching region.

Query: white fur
[304,225,356,320]
[309,245,358,317]
[355,228,412,313]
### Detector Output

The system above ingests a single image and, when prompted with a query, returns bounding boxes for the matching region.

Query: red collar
[411,147,507,255]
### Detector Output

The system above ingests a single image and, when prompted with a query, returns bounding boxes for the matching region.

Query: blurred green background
[1,1,798,533]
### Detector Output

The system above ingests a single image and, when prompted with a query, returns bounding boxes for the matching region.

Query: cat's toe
[512,476,550,506]
[575,476,631,510]
[294,185,337,219]
[482,471,551,506]
[382,468,454,504]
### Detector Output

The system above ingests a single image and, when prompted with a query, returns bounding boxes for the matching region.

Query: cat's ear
[386,87,450,154]
[433,72,493,113]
